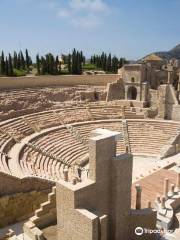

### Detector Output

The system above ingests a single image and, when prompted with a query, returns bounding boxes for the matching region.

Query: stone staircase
[8,187,56,240]
[22,186,56,240]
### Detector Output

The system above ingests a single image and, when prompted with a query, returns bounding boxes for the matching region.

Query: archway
[127,86,137,100]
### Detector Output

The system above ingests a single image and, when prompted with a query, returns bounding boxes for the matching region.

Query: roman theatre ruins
[1,58,180,239]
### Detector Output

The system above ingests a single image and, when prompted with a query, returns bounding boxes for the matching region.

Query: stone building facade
[123,64,149,102]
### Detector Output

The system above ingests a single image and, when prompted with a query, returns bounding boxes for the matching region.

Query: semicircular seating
[0,100,180,182]
[18,119,180,181]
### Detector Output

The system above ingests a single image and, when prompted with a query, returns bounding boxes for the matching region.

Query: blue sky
[0,0,180,60]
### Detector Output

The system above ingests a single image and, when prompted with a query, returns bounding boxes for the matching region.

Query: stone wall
[0,190,49,228]
[106,80,125,101]
[148,89,158,108]
[172,105,180,121]
[129,209,157,240]
[0,173,54,228]
[0,172,54,196]
[0,74,119,89]
[157,84,179,120]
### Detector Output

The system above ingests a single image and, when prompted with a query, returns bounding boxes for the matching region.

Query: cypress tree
[13,51,18,69]
[36,54,41,75]
[45,55,49,74]
[77,51,82,75]
[48,54,53,74]
[25,49,30,70]
[5,57,9,76]
[8,54,14,76]
[103,53,107,71]
[112,56,119,73]
[20,51,25,70]
[41,57,46,75]
[67,54,72,74]
[55,56,60,74]
[72,49,76,74]
[107,54,112,72]
[0,51,5,75]
[17,52,21,69]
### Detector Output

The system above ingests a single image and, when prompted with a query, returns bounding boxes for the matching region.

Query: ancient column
[167,71,171,84]
[135,184,142,210]
[163,178,169,199]
[63,168,69,182]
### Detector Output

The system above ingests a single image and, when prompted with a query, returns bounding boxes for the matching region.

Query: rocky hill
[155,44,180,60]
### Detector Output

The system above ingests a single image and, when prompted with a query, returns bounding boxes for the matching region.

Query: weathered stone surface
[0,190,49,228]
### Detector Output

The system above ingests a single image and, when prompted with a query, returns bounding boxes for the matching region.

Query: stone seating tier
[17,120,180,181]
[0,101,179,181]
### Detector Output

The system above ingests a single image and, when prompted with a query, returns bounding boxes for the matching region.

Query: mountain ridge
[153,44,180,60]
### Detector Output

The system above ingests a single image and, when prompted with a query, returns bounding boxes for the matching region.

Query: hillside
[155,44,180,60]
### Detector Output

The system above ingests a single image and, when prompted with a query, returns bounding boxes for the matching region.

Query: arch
[127,86,137,100]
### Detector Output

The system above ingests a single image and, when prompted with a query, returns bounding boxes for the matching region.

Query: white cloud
[70,14,102,28]
[55,0,111,28]
[69,0,109,13]
[57,9,71,18]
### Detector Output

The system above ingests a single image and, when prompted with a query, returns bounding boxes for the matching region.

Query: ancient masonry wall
[129,209,157,240]
[0,189,49,228]
[106,80,125,101]
[0,172,54,227]
[0,74,119,89]
[0,172,54,196]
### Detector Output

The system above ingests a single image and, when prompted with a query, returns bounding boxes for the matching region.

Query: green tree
[55,56,60,74]
[0,51,5,75]
[25,49,30,70]
[107,54,112,72]
[41,57,46,75]
[36,54,41,75]
[13,51,18,69]
[112,56,119,73]
[67,54,72,74]
[8,54,14,76]
[20,51,25,70]
[5,57,9,76]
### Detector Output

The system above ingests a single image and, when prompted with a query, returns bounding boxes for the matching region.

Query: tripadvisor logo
[135,227,175,237]
[135,227,143,236]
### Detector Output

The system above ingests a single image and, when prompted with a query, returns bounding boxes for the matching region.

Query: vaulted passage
[127,86,137,100]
